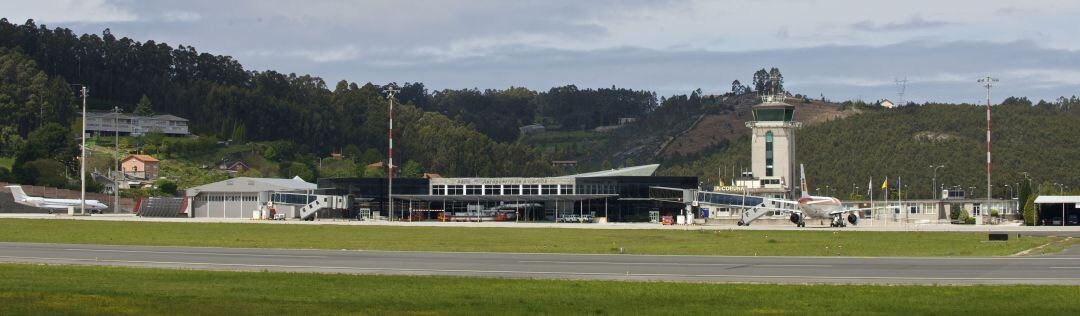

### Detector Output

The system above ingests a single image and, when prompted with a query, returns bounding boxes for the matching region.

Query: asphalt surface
[2,242,1079,285]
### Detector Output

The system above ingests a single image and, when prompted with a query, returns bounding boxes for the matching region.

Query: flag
[719,179,725,187]
[881,177,888,190]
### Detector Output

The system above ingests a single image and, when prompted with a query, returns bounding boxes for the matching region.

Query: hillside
[660,101,1080,199]
[0,19,555,190]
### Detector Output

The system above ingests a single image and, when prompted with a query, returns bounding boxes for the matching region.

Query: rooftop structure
[85,112,190,137]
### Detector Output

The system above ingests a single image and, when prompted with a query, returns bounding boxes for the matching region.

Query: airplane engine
[847,214,859,225]
[789,213,803,224]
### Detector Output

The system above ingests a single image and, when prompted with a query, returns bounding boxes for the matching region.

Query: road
[2,242,1079,285]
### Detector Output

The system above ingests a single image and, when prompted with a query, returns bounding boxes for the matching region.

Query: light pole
[79,85,88,215]
[384,86,399,221]
[929,165,944,200]
[1054,183,1064,193]
[113,106,120,214]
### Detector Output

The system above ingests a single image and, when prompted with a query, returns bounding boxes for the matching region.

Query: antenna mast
[977,75,998,224]
[384,86,400,221]
[895,77,907,106]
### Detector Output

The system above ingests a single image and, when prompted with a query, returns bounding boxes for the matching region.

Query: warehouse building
[184,176,317,218]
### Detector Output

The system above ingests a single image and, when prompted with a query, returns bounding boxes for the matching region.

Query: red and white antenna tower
[977,75,998,219]
[384,86,400,221]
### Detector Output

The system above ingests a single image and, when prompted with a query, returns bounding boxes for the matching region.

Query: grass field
[1,263,1077,315]
[0,219,1071,256]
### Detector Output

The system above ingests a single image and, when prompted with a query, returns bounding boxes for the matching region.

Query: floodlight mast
[384,87,400,221]
[80,86,88,215]
[978,76,998,223]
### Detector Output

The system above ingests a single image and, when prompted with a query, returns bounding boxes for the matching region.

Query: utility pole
[80,86,88,215]
[930,165,944,200]
[978,76,997,224]
[113,106,120,214]
[384,86,400,221]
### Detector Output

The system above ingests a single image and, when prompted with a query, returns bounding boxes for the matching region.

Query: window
[504,185,521,195]
[541,185,558,195]
[765,131,774,177]
[432,185,446,195]
[448,185,464,195]
[523,185,539,195]
[484,186,500,195]
[466,185,482,195]
[560,185,573,195]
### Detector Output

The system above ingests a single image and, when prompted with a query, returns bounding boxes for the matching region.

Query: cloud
[1,0,137,24]
[850,15,950,32]
[161,11,201,23]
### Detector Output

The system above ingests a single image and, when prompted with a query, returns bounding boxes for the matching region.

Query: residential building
[121,154,160,180]
[85,112,190,137]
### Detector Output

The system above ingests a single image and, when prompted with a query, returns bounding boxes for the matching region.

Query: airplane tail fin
[6,185,28,201]
[799,164,809,198]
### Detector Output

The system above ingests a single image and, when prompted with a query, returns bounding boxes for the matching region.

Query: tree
[20,158,67,187]
[768,67,784,94]
[134,94,154,116]
[343,145,362,162]
[279,162,313,181]
[230,122,246,145]
[155,179,178,196]
[402,160,423,178]
[1023,195,1037,226]
[358,148,381,165]
[731,80,746,95]
[751,69,769,92]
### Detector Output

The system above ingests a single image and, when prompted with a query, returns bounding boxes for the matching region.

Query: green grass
[1,263,1077,315]
[0,219,1068,256]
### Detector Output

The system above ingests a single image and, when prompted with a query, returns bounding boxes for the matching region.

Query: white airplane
[789,164,869,227]
[6,185,108,211]
[719,165,895,227]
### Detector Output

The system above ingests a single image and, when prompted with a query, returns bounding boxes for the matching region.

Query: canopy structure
[392,194,617,202]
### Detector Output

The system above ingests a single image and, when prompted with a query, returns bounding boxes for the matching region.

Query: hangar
[184,176,316,218]
[1034,196,1080,226]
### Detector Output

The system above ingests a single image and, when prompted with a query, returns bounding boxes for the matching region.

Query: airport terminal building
[318,164,697,222]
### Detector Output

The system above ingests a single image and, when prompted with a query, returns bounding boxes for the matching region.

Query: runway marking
[61,248,328,259]
[1049,266,1080,269]
[2,255,1079,283]
[753,264,833,268]
[518,260,740,267]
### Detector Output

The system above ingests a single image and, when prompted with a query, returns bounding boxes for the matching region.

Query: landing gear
[737,221,747,226]
[796,222,806,227]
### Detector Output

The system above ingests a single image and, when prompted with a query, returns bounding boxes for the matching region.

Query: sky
[3,0,1080,103]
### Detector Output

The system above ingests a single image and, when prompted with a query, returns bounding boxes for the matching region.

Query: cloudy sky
[4,0,1079,103]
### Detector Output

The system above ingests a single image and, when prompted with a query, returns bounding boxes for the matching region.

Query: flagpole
[869,176,874,225]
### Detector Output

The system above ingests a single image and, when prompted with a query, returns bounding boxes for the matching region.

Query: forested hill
[660,98,1080,199]
[0,18,555,178]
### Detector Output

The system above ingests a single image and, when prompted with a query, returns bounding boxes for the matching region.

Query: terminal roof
[392,194,617,202]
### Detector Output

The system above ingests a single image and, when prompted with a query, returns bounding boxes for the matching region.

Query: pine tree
[134,94,154,116]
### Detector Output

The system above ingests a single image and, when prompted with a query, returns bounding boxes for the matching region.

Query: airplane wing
[831,205,900,215]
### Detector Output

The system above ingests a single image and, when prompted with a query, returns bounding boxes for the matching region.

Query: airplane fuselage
[18,197,108,210]
[797,196,843,220]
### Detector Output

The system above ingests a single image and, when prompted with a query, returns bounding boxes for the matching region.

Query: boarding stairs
[736,203,775,226]
[298,195,349,220]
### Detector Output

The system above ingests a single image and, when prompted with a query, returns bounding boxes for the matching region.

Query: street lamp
[113,106,120,214]
[929,165,945,200]
[1004,184,1012,201]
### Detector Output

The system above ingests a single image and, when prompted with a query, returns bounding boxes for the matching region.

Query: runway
[2,242,1079,285]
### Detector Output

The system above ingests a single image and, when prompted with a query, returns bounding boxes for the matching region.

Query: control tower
[744,76,801,199]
